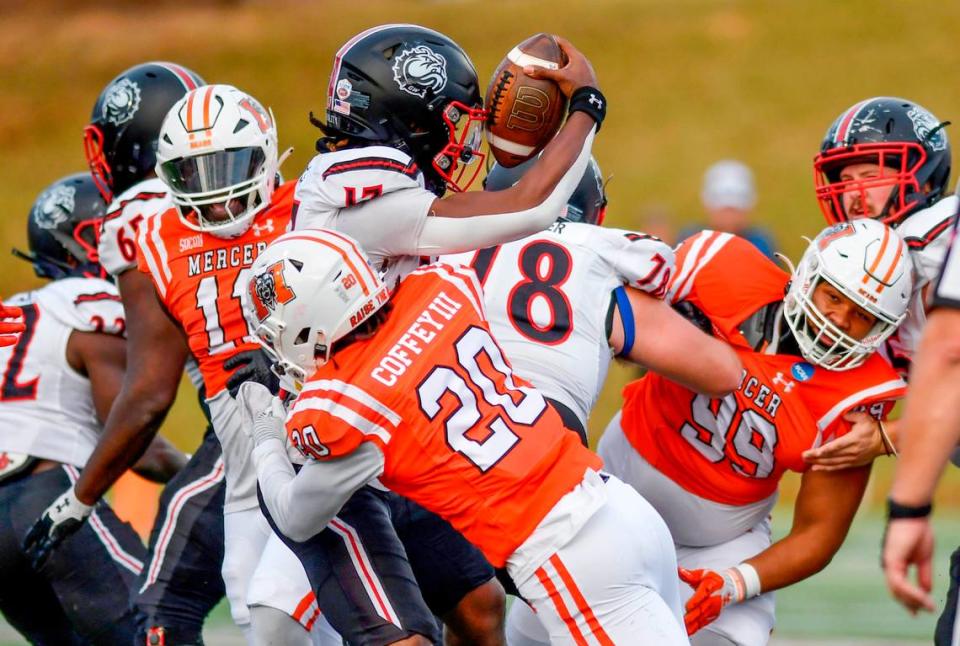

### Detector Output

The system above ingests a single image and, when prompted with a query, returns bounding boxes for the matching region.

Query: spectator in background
[680,159,777,258]
[882,219,960,644]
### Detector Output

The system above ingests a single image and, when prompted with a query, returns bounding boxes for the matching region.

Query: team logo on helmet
[906,106,948,152]
[392,45,448,99]
[32,185,76,230]
[249,260,296,321]
[101,78,142,126]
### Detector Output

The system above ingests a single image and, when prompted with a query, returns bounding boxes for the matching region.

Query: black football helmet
[484,155,608,225]
[814,96,951,227]
[84,61,205,204]
[13,173,108,280]
[319,24,487,195]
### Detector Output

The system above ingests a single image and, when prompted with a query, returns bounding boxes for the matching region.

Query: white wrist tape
[734,563,762,599]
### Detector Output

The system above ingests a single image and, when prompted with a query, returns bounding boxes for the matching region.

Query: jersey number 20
[417,326,546,472]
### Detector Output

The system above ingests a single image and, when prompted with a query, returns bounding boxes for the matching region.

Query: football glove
[236,381,287,447]
[22,487,94,569]
[0,304,24,347]
[225,348,280,399]
[679,567,750,635]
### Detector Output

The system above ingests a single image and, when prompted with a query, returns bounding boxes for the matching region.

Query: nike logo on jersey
[371,291,462,387]
[187,242,268,277]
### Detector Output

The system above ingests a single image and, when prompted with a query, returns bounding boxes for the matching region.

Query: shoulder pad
[296,146,425,211]
[37,278,125,335]
[99,178,171,277]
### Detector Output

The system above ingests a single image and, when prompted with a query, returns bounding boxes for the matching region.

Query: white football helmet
[783,218,912,371]
[244,229,390,389]
[156,84,278,238]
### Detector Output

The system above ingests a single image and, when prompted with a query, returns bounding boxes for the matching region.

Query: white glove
[237,381,287,447]
[23,487,94,568]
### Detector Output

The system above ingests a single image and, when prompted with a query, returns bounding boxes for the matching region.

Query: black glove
[22,487,93,569]
[225,349,280,399]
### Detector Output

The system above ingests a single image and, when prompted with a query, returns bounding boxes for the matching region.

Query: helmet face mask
[156,86,278,239]
[783,220,911,371]
[323,24,488,194]
[84,62,205,204]
[813,97,950,227]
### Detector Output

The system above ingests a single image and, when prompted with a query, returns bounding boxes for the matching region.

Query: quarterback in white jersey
[804,96,957,471]
[6,173,183,645]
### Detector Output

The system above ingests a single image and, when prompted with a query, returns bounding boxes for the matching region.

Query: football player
[598,220,912,645]
[6,173,183,644]
[802,96,955,471]
[26,84,338,644]
[293,25,606,291]
[444,158,742,444]
[451,159,742,645]
[79,61,235,646]
[239,229,692,645]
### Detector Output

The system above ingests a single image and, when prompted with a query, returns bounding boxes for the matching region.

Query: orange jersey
[136,182,295,396]
[621,231,906,506]
[285,264,601,567]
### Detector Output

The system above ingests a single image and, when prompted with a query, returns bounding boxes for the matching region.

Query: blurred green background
[2,0,959,641]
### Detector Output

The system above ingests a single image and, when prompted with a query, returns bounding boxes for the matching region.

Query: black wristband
[887,497,932,520]
[568,87,606,131]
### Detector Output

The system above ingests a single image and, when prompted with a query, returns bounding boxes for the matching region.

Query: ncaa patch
[791,361,815,382]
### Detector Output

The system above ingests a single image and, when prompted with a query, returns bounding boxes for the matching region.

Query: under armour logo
[588,94,603,110]
[55,500,69,514]
[251,219,274,237]
[772,372,795,393]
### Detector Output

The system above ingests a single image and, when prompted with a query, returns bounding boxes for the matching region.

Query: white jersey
[293,146,435,289]
[885,194,958,367]
[0,278,124,467]
[930,205,960,309]
[98,177,172,277]
[443,221,674,427]
[98,177,205,389]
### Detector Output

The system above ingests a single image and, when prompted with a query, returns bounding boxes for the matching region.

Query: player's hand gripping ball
[485,33,569,167]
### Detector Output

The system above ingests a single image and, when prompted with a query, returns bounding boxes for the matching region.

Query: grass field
[3,1,960,643]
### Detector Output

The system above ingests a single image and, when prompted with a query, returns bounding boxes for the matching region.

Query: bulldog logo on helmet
[907,106,948,152]
[33,185,76,230]
[392,45,448,99]
[101,78,142,126]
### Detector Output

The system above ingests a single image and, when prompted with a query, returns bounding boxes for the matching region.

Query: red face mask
[813,142,926,226]
[83,124,114,205]
[432,101,489,193]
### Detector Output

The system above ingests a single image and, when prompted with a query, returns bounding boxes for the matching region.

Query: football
[485,33,568,167]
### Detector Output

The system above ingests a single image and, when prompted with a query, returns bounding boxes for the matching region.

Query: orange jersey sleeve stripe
[136,215,170,299]
[671,231,734,303]
[814,378,907,445]
[300,379,402,427]
[292,395,394,446]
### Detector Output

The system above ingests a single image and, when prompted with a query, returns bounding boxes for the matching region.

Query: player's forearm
[743,523,843,593]
[74,386,173,504]
[890,311,960,506]
[253,440,384,542]
[426,116,595,223]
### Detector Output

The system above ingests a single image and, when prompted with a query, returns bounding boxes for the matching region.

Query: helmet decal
[249,260,296,321]
[101,78,142,126]
[32,185,76,230]
[906,105,948,152]
[392,45,448,98]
